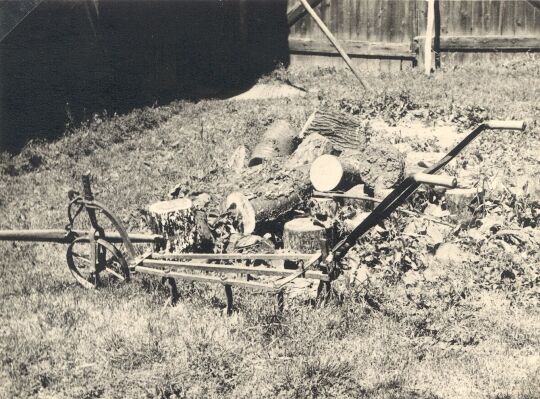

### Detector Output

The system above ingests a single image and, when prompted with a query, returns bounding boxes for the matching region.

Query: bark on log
[285,133,335,169]
[148,198,198,253]
[303,110,372,152]
[310,145,405,192]
[224,164,312,234]
[249,120,297,166]
[283,218,332,257]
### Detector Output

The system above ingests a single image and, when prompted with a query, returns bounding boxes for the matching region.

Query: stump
[283,218,332,269]
[148,198,198,253]
[282,217,334,303]
[248,120,297,166]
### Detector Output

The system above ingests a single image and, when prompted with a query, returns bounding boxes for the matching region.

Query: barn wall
[0,0,289,151]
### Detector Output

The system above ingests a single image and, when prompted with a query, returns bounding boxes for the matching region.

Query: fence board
[288,0,540,69]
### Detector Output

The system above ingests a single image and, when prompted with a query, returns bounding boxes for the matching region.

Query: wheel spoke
[71,252,92,264]
[105,267,125,281]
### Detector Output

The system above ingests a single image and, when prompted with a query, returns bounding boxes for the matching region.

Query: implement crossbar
[141,259,330,281]
[135,266,280,291]
[151,252,316,261]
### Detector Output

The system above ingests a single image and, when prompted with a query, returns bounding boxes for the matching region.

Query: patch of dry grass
[1,56,539,398]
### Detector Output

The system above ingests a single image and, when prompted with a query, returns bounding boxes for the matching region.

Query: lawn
[0,57,539,399]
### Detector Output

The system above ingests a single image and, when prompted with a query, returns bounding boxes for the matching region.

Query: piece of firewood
[248,120,297,166]
[148,198,198,253]
[283,217,332,259]
[310,146,405,192]
[224,165,312,234]
[303,110,372,152]
[285,133,334,169]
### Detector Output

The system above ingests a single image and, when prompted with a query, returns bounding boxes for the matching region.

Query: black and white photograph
[0,0,539,397]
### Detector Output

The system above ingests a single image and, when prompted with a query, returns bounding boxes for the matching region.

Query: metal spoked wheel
[66,237,130,289]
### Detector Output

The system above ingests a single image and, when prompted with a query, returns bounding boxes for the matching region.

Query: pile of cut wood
[146,110,410,257]
[145,108,496,269]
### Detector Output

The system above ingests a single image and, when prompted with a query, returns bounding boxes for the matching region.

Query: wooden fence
[287,0,540,70]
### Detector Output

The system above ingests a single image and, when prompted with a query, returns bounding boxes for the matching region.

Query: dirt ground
[0,56,539,398]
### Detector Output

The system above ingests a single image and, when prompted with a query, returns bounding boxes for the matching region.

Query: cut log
[310,154,344,191]
[224,165,312,234]
[303,110,372,152]
[148,198,198,253]
[285,133,334,169]
[283,218,332,258]
[310,146,405,192]
[339,148,405,190]
[445,188,485,222]
[248,120,297,166]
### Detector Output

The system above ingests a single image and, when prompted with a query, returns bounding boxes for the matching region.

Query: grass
[1,56,540,398]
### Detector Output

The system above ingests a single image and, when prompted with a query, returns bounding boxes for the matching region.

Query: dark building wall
[0,0,289,151]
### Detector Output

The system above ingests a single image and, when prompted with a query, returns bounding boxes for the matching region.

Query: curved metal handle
[413,173,457,188]
[484,120,526,131]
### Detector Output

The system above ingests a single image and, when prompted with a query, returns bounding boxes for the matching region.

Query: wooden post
[434,0,441,69]
[424,0,435,75]
[298,0,370,91]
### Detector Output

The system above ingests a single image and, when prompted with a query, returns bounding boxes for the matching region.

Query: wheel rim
[66,237,130,289]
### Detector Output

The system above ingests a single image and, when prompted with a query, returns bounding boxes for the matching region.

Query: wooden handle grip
[413,173,457,188]
[485,120,526,131]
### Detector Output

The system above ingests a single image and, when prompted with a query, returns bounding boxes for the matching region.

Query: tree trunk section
[224,165,312,234]
[303,110,372,152]
[310,144,405,192]
[248,120,297,166]
[285,133,334,169]
[148,198,199,253]
[283,218,332,268]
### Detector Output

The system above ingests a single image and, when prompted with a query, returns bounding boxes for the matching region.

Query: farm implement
[0,120,525,313]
